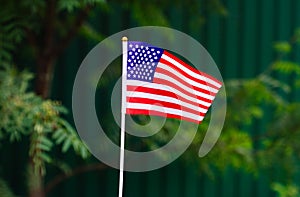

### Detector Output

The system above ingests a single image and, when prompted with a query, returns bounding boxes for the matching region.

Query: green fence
[48,0,300,196]
[2,0,300,196]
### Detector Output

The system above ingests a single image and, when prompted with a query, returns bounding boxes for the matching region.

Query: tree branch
[44,163,107,195]
[53,4,94,58]
[43,0,57,57]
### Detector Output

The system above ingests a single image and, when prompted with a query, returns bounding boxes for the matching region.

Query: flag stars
[127,42,163,82]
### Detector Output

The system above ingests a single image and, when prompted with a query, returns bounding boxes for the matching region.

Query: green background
[2,0,300,196]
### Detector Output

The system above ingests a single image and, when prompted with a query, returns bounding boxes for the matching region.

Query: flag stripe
[155,66,217,96]
[127,85,210,110]
[126,92,207,114]
[153,78,214,104]
[162,51,222,88]
[126,109,201,124]
[154,71,215,100]
[159,58,220,91]
[126,103,204,122]
[127,97,206,116]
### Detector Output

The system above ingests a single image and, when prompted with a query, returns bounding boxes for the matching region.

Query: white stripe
[157,63,219,93]
[154,72,215,100]
[126,91,208,113]
[162,54,222,88]
[126,80,212,107]
[127,103,204,122]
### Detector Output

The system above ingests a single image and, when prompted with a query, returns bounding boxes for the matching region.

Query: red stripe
[127,97,206,117]
[153,78,213,104]
[126,109,201,124]
[162,51,222,88]
[127,85,209,110]
[159,58,219,90]
[155,67,217,96]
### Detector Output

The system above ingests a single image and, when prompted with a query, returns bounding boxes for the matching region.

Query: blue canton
[127,41,164,82]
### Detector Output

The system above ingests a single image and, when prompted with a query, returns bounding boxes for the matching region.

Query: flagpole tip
[122,37,128,42]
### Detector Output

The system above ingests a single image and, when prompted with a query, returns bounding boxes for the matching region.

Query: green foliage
[0,179,16,197]
[271,182,299,197]
[274,42,292,54]
[58,0,105,12]
[0,11,25,63]
[0,65,89,175]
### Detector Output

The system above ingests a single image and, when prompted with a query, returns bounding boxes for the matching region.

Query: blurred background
[1,0,300,197]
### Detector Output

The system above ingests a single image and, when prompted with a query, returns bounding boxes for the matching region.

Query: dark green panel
[165,162,181,197]
[44,1,300,197]
[223,0,241,78]
[145,170,161,197]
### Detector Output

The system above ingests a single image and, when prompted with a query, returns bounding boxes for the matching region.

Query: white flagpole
[118,36,128,197]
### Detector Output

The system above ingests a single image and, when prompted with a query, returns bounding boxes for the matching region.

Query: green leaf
[58,0,80,12]
[272,61,300,75]
[36,143,51,152]
[52,128,64,139]
[273,42,292,54]
[39,152,52,163]
[56,132,67,144]
[40,136,53,147]
[62,138,72,153]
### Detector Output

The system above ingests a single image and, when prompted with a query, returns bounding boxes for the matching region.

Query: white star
[153,52,156,56]
[150,59,153,62]
[151,48,154,51]
[138,49,141,52]
[141,45,144,49]
[141,57,144,60]
[154,56,158,60]
[147,51,150,54]
[128,74,131,77]
[135,44,139,48]
[133,74,136,78]
[146,47,149,50]
[129,52,132,55]
[128,59,131,62]
[131,55,135,59]
[152,63,155,66]
[129,44,133,48]
[149,77,152,80]
[157,51,160,54]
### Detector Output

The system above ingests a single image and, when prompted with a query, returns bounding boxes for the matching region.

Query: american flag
[125,41,222,124]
